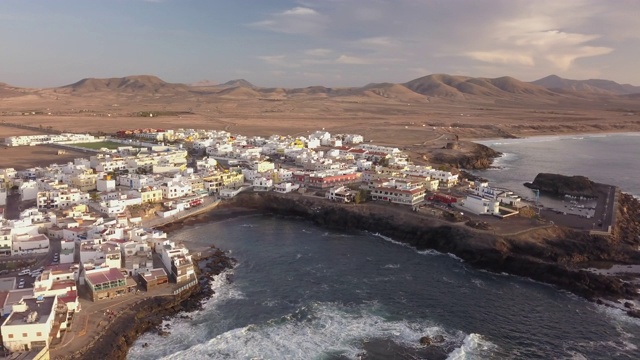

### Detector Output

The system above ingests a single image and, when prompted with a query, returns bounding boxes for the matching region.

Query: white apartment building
[99,200,127,216]
[161,180,192,199]
[19,180,39,201]
[36,189,89,210]
[356,143,401,154]
[1,295,60,352]
[253,177,273,191]
[117,174,157,190]
[370,179,426,206]
[429,170,459,188]
[344,134,364,144]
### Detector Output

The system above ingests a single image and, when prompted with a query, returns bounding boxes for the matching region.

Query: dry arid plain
[2,74,640,169]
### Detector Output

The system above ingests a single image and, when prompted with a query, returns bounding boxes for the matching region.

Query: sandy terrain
[1,74,640,170]
[0,145,92,170]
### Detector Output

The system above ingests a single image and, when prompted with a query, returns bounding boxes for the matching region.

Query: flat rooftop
[85,268,125,286]
[0,278,16,292]
[4,296,55,326]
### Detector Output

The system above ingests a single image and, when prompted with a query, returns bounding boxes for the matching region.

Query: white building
[326,186,356,203]
[19,180,39,201]
[273,182,299,193]
[253,177,273,191]
[462,195,500,215]
[160,180,192,199]
[1,295,60,352]
[12,234,50,256]
[96,177,116,192]
[370,179,426,206]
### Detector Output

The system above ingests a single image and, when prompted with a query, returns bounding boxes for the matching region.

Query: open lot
[0,144,91,169]
[72,141,124,150]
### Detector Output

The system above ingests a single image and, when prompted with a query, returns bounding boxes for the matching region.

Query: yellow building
[140,187,163,203]
[202,171,244,193]
[71,173,98,192]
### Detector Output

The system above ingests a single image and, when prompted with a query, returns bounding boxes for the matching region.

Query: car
[17,283,24,289]
[18,269,30,276]
[31,271,41,278]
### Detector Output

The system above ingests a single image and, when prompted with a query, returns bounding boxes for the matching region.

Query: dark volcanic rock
[431,141,501,170]
[524,173,598,197]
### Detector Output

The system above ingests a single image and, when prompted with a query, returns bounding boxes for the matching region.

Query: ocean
[126,133,640,359]
[474,133,640,198]
[127,216,640,359]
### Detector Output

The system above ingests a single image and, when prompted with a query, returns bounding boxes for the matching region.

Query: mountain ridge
[2,74,639,103]
[531,75,640,95]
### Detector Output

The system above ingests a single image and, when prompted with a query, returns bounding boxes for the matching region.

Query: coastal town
[0,125,621,359]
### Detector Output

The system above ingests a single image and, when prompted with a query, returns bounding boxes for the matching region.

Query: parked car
[18,269,30,276]
[31,271,41,278]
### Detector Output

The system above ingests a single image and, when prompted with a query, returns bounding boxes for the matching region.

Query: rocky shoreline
[63,247,236,360]
[220,192,640,304]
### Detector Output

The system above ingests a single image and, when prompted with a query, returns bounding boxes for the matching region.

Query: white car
[31,271,41,278]
[18,269,30,276]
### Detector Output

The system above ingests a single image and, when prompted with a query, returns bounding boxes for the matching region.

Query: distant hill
[60,75,189,94]
[531,75,640,95]
[220,79,255,89]
[190,80,217,87]
[403,74,556,99]
[5,73,640,104]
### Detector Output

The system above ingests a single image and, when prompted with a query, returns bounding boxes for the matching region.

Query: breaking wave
[144,302,495,360]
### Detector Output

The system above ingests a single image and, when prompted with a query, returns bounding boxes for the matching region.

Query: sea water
[127,216,640,359]
[474,133,640,198]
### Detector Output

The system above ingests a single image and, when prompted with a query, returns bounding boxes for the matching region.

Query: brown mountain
[60,75,189,94]
[531,75,640,95]
[403,74,556,99]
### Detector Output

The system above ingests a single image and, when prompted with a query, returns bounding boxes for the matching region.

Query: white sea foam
[383,264,400,269]
[446,333,497,360]
[128,269,245,360]
[155,302,482,360]
[239,223,256,228]
[372,232,464,262]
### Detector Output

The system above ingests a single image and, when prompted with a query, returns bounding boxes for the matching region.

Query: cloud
[258,55,300,68]
[304,48,332,57]
[249,6,326,35]
[282,7,318,16]
[357,36,396,48]
[466,51,535,66]
[463,4,614,72]
[336,55,371,65]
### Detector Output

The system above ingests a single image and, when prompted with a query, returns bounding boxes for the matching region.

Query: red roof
[85,268,125,286]
[58,290,78,304]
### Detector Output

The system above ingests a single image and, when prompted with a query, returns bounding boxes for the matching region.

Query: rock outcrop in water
[222,192,640,302]
[524,173,598,197]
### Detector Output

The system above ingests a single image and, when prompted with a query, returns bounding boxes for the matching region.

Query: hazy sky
[1,0,638,88]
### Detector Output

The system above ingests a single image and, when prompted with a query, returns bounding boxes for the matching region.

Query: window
[23,333,27,337]
[8,334,13,338]
[36,332,42,336]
